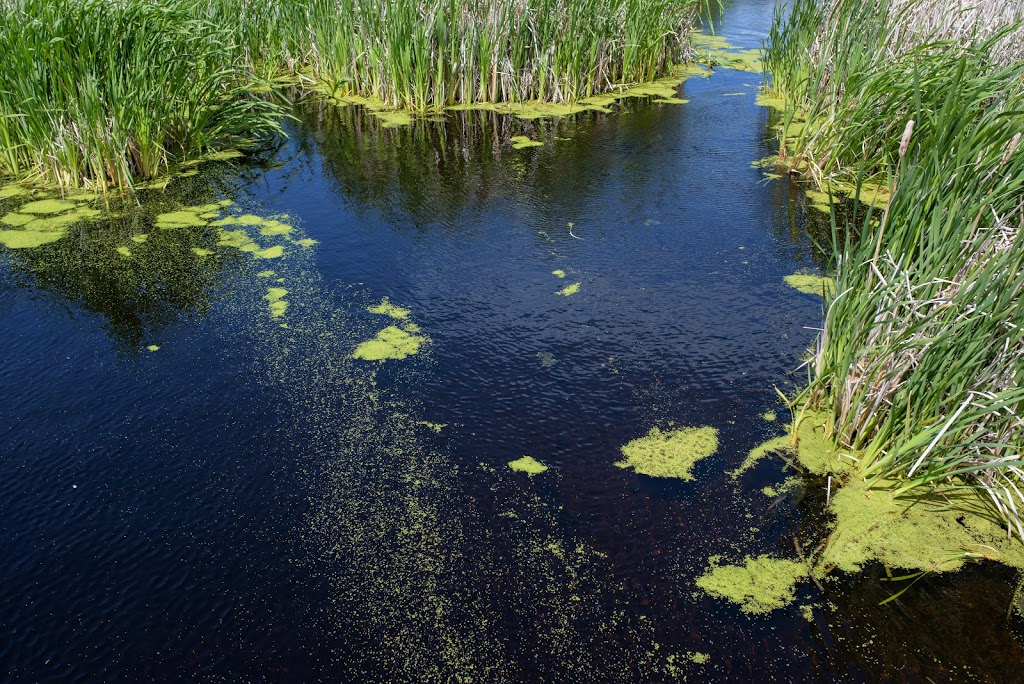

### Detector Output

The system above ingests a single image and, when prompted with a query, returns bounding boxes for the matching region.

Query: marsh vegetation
[763,0,1024,535]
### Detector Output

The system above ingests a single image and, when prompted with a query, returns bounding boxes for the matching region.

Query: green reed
[204,0,709,110]
[0,0,283,191]
[766,0,1024,535]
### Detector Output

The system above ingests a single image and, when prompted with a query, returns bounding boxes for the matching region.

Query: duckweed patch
[146,345,160,352]
[353,325,427,361]
[0,183,27,199]
[762,410,777,422]
[131,234,149,244]
[784,271,834,297]
[0,229,66,249]
[254,245,284,259]
[552,269,566,278]
[1,212,36,227]
[615,426,718,480]
[257,269,275,278]
[696,555,808,615]
[556,282,581,296]
[19,199,77,214]
[192,248,213,257]
[116,246,131,257]
[368,297,411,320]
[508,456,548,476]
[155,210,208,228]
[511,135,544,149]
[265,287,289,318]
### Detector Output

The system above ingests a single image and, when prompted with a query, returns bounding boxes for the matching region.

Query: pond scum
[0,0,712,191]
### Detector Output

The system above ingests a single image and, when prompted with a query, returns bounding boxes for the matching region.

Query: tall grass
[204,0,709,110]
[766,0,1024,535]
[0,0,283,191]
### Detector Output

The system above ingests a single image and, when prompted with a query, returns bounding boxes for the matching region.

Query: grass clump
[0,0,283,191]
[764,0,1024,539]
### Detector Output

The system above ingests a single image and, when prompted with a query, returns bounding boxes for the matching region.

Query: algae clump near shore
[696,555,807,615]
[615,426,718,480]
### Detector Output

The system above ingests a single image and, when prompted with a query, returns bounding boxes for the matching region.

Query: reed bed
[766,0,1024,534]
[0,0,283,191]
[206,0,708,110]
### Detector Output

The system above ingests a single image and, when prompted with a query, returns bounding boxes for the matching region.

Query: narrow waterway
[1,0,1022,681]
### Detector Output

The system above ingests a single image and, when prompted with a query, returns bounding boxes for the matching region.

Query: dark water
[2,1,1022,681]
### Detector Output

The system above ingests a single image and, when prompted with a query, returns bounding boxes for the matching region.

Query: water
[2,1,1022,681]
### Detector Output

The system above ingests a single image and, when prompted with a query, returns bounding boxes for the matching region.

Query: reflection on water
[1,0,1022,680]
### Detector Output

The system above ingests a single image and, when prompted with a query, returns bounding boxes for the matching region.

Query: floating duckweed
[217,229,250,248]
[0,183,27,199]
[511,135,544,149]
[19,199,77,214]
[615,426,719,480]
[131,234,149,244]
[259,221,292,237]
[402,322,421,333]
[155,210,207,228]
[762,411,777,422]
[255,245,284,259]
[265,287,289,317]
[204,149,244,161]
[1,213,36,227]
[0,229,66,249]
[352,325,426,361]
[146,345,160,351]
[653,96,689,104]
[294,238,318,248]
[755,91,785,110]
[30,207,101,231]
[239,242,260,253]
[368,297,411,320]
[696,555,807,615]
[784,272,834,297]
[508,456,548,476]
[116,246,131,257]
[372,110,414,128]
[552,269,566,278]
[192,248,213,257]
[688,652,710,665]
[556,282,581,296]
[416,421,447,433]
[536,351,557,367]
[730,435,790,478]
[257,270,275,278]
[198,212,220,220]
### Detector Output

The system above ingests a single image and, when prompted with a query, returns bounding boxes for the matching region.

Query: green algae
[155,210,207,228]
[696,555,808,615]
[729,436,790,479]
[204,149,244,161]
[191,247,213,257]
[511,135,544,149]
[116,246,131,257]
[216,228,252,248]
[552,269,566,278]
[258,221,293,237]
[131,233,149,244]
[508,456,548,476]
[1,213,36,227]
[415,421,447,433]
[755,91,785,110]
[0,229,66,249]
[368,297,411,320]
[556,282,581,296]
[0,183,28,199]
[784,271,834,297]
[257,269,275,278]
[254,245,284,259]
[265,287,289,318]
[688,652,710,665]
[372,110,414,128]
[18,199,77,214]
[615,426,719,480]
[762,410,777,422]
[294,238,318,248]
[353,325,426,361]
[146,345,160,351]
